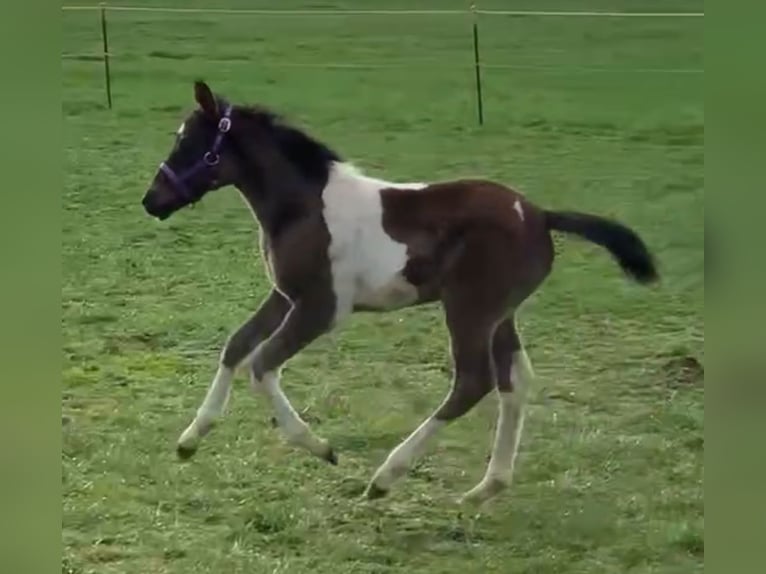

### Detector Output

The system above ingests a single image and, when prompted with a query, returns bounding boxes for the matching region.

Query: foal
[141,81,658,506]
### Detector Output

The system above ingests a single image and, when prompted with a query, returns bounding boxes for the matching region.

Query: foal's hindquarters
[364,216,554,505]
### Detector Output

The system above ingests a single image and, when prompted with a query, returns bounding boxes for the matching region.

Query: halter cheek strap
[159,105,233,201]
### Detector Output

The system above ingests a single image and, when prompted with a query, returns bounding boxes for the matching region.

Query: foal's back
[381,178,537,238]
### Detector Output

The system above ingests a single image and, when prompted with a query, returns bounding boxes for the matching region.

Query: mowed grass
[63,2,704,573]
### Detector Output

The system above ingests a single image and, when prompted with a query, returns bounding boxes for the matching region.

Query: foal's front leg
[250,287,340,464]
[177,290,291,459]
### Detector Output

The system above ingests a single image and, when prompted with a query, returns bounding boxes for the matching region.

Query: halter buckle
[203,151,220,166]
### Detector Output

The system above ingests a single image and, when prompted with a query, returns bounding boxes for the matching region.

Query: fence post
[100,3,113,109]
[471,3,484,125]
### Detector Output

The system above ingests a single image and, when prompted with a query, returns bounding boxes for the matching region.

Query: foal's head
[142,81,243,220]
[143,80,342,221]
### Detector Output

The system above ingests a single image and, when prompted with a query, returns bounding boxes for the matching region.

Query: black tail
[545,210,658,284]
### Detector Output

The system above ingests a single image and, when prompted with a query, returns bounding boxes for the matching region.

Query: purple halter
[159,105,233,201]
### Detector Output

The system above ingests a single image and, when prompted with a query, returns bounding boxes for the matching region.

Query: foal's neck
[233,155,327,240]
[231,113,342,238]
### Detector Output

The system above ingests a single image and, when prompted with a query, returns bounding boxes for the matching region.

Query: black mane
[237,105,342,186]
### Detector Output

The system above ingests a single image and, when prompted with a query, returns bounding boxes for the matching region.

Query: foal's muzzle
[142,182,179,220]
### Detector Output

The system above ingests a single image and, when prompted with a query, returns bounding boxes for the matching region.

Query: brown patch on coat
[379,180,555,421]
[380,179,555,305]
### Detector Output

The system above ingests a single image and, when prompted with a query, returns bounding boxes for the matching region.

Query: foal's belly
[353,272,419,311]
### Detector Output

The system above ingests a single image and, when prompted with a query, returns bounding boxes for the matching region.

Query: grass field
[63,2,704,572]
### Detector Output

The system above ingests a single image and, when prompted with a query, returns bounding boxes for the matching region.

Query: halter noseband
[159,105,233,202]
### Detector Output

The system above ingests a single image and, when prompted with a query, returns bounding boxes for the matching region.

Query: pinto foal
[141,81,658,506]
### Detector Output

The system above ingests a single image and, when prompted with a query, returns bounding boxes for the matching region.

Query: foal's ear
[193,80,219,118]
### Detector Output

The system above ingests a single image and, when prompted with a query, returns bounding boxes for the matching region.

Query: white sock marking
[462,348,533,505]
[370,417,446,490]
[483,391,525,483]
[178,364,233,449]
[253,371,329,457]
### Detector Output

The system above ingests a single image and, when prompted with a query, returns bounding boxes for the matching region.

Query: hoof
[364,483,389,500]
[176,444,197,461]
[459,478,507,507]
[324,448,339,466]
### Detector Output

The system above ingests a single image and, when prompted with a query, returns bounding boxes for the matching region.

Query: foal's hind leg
[474,318,520,462]
[460,317,533,507]
[364,289,501,499]
[177,289,290,459]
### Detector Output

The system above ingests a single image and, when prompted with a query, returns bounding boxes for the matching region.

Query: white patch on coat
[321,162,425,317]
[177,122,186,136]
[513,199,525,221]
